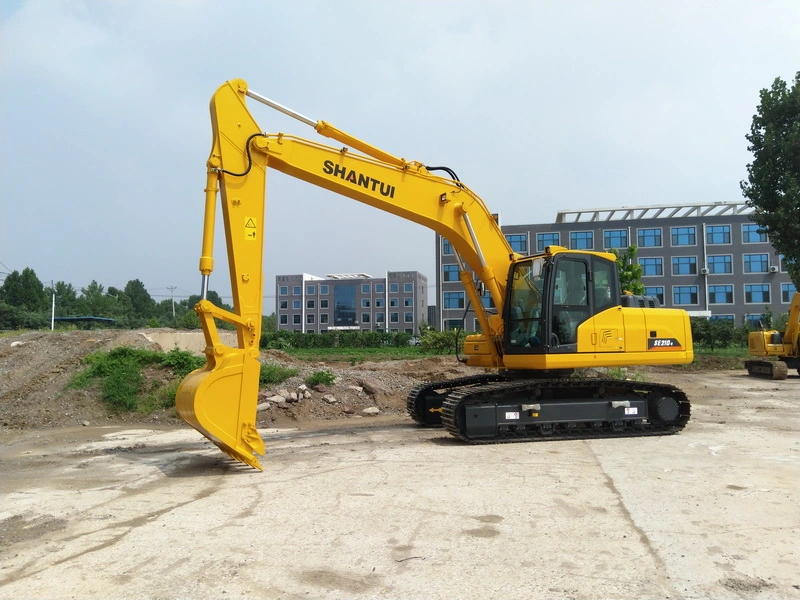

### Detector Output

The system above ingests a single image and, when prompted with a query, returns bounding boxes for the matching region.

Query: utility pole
[167,286,177,318]
[50,280,55,331]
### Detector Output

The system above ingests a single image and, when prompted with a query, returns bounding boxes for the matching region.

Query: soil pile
[0,329,474,431]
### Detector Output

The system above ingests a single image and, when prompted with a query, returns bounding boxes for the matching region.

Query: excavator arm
[177,79,520,469]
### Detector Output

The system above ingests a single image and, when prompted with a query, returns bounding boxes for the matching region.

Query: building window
[390,312,399,323]
[375,312,385,323]
[333,284,356,326]
[782,283,797,303]
[442,239,454,255]
[293,314,301,324]
[320,314,329,324]
[745,314,765,328]
[389,298,399,307]
[744,253,769,273]
[710,315,734,322]
[279,286,288,296]
[361,283,370,294]
[404,312,414,323]
[306,285,315,295]
[280,315,288,325]
[320,285,329,295]
[706,225,731,245]
[404,283,413,293]
[536,232,559,252]
[444,291,465,309]
[708,285,733,304]
[361,298,370,308]
[292,286,301,295]
[292,300,301,310]
[443,264,459,282]
[375,298,384,308]
[744,284,770,303]
[640,257,663,276]
[637,228,662,248]
[361,313,370,323]
[672,256,697,275]
[707,255,732,274]
[389,283,399,293]
[320,299,329,309]
[671,226,696,246]
[569,231,593,250]
[375,283,385,293]
[673,286,698,305]
[505,234,528,253]
[306,299,315,309]
[306,314,315,324]
[742,223,767,243]
[481,291,494,308]
[443,319,462,330]
[279,300,288,310]
[644,286,664,305]
[404,297,413,307]
[604,229,628,249]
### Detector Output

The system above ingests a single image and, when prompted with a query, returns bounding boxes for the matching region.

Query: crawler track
[406,374,506,426]
[745,359,789,380]
[410,376,690,443]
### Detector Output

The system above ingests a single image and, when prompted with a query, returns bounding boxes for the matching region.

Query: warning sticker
[244,217,257,241]
[505,412,520,420]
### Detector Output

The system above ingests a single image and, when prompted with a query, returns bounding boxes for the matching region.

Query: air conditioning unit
[700,267,709,275]
[769,265,779,273]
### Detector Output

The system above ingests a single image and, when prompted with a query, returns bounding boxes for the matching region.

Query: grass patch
[673,346,750,371]
[304,369,336,387]
[260,363,299,385]
[69,347,205,413]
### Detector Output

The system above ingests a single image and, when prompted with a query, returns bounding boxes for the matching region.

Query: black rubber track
[406,374,506,426]
[440,378,691,444]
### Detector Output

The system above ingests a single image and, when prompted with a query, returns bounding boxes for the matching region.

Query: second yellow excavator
[176,79,694,470]
[745,292,800,380]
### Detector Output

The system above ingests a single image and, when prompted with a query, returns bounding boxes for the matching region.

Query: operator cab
[503,249,620,355]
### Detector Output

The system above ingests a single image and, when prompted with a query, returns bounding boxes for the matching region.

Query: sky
[1,1,798,314]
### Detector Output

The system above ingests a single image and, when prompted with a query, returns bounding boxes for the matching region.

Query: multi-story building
[436,201,796,331]
[276,271,428,334]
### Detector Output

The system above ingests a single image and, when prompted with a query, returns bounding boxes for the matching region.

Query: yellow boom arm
[177,79,519,469]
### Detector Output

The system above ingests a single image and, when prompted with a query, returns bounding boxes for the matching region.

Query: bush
[260,363,299,385]
[71,347,204,413]
[420,328,461,354]
[304,369,336,386]
[160,348,206,378]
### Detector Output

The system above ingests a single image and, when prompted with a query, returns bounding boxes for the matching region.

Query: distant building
[436,201,796,330]
[276,271,428,334]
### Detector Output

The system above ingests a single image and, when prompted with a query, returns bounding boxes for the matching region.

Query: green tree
[78,280,116,316]
[262,312,276,333]
[609,245,645,295]
[53,281,80,315]
[0,267,48,310]
[124,279,156,319]
[740,71,800,287]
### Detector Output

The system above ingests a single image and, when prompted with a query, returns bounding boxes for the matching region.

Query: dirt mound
[0,329,474,432]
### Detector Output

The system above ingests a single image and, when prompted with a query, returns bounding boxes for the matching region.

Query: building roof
[555,201,753,223]
[324,273,374,280]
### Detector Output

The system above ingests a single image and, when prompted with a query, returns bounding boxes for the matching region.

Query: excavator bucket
[176,343,265,470]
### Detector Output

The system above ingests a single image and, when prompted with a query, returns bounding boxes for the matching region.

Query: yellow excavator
[745,292,800,380]
[176,79,693,470]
